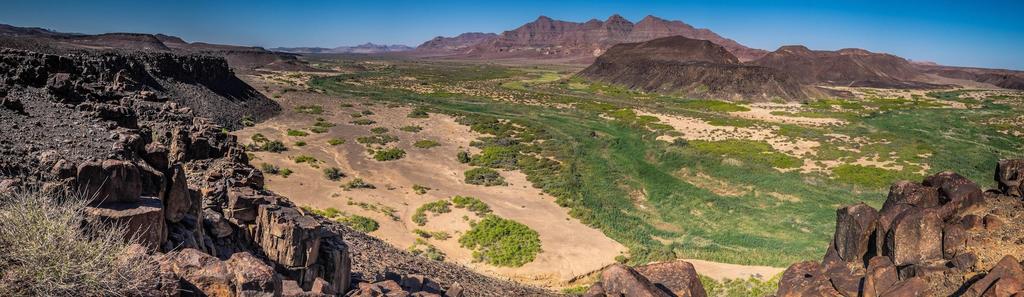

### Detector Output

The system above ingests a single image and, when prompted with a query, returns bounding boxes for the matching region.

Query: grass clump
[339,215,380,233]
[690,140,802,169]
[413,140,440,149]
[250,133,287,153]
[294,141,307,147]
[412,200,452,226]
[328,138,345,145]
[0,189,163,296]
[373,148,407,161]
[342,178,376,190]
[700,274,780,297]
[293,155,319,165]
[412,184,431,195]
[356,134,399,146]
[294,104,324,114]
[279,168,293,178]
[323,167,345,181]
[399,125,423,132]
[408,238,445,261]
[370,127,389,134]
[287,129,309,137]
[459,215,541,267]
[259,163,280,174]
[310,126,329,134]
[408,107,430,118]
[831,164,907,189]
[452,195,491,216]
[470,146,519,169]
[457,151,471,163]
[350,119,376,125]
[464,167,506,186]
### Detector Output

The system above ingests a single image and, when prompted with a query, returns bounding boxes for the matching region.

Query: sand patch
[729,103,845,126]
[637,110,820,158]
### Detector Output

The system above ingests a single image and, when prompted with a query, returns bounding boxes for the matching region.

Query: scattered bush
[470,146,519,169]
[294,141,307,147]
[279,168,294,178]
[295,105,324,114]
[323,167,345,181]
[408,239,445,261]
[342,178,375,190]
[457,151,471,163]
[293,155,318,165]
[412,200,452,226]
[399,125,423,132]
[0,189,161,296]
[351,119,376,125]
[459,215,541,267]
[373,148,406,161]
[361,110,374,115]
[310,126,329,134]
[339,215,380,233]
[241,115,255,127]
[287,129,309,137]
[407,107,429,118]
[464,167,506,186]
[328,138,345,145]
[452,196,491,216]
[356,134,399,146]
[412,184,431,195]
[262,140,287,152]
[700,274,780,297]
[259,163,280,174]
[413,140,440,149]
[370,127,389,134]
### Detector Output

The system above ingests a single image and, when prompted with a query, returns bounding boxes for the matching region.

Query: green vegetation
[356,134,399,146]
[831,164,908,189]
[373,148,406,161]
[323,167,345,181]
[412,200,452,226]
[250,133,287,153]
[470,146,518,169]
[310,126,329,133]
[690,140,802,169]
[408,238,445,261]
[287,129,309,137]
[451,195,491,216]
[350,119,376,125]
[457,151,471,163]
[339,215,380,232]
[328,138,345,145]
[347,198,399,221]
[399,125,423,132]
[294,104,324,114]
[342,178,376,190]
[408,106,430,118]
[259,163,280,174]
[370,127,389,134]
[294,141,306,147]
[412,184,431,195]
[413,140,440,149]
[700,274,780,297]
[459,215,541,267]
[464,167,506,186]
[279,168,293,178]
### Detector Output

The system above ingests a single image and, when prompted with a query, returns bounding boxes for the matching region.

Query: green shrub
[700,274,780,297]
[457,151,471,163]
[459,215,541,267]
[241,115,255,127]
[408,107,429,118]
[414,140,440,149]
[287,129,309,137]
[370,127,389,134]
[464,167,506,186]
[310,126,329,134]
[293,155,318,164]
[339,215,379,233]
[361,110,374,115]
[251,133,268,143]
[323,167,345,181]
[690,140,802,169]
[412,184,431,195]
[328,138,345,145]
[356,134,399,146]
[373,148,406,161]
[342,178,375,190]
[408,239,445,261]
[294,105,324,114]
[259,163,280,174]
[399,125,423,132]
[832,164,907,189]
[279,168,293,178]
[0,189,161,296]
[452,196,491,216]
[412,200,452,226]
[294,141,307,147]
[351,119,376,125]
[314,120,336,128]
[261,140,287,153]
[470,146,519,169]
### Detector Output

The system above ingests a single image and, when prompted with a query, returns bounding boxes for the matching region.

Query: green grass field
[303,56,1024,267]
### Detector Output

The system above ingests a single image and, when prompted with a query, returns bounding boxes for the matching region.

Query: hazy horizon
[2,0,1022,70]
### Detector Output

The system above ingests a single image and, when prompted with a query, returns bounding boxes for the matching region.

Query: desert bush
[279,168,294,178]
[412,184,430,195]
[399,125,423,132]
[342,178,376,190]
[470,146,519,169]
[323,167,345,181]
[412,200,452,226]
[361,110,374,115]
[408,239,445,261]
[452,195,491,216]
[294,141,307,147]
[356,134,399,146]
[313,120,336,128]
[459,215,541,267]
[370,127,389,134]
[287,129,309,137]
[310,126,329,134]
[413,140,440,149]
[700,274,780,297]
[251,133,269,143]
[328,138,345,145]
[294,105,324,114]
[407,107,429,118]
[373,148,406,161]
[260,163,280,174]
[350,119,376,125]
[241,115,255,127]
[261,140,287,153]
[464,167,506,186]
[0,189,162,296]
[457,151,471,163]
[339,215,379,233]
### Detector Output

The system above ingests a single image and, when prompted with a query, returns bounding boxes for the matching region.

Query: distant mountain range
[272,43,413,54]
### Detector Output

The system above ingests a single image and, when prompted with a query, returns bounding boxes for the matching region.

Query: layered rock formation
[272,43,414,54]
[749,46,945,89]
[773,163,1024,297]
[577,36,809,101]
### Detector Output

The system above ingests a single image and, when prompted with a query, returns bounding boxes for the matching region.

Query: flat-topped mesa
[774,160,1024,297]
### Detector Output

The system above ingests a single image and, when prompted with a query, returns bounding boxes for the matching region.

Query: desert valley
[2,4,1024,297]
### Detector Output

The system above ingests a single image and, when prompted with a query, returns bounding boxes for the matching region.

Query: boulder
[862,256,898,297]
[163,248,235,297]
[165,165,192,223]
[995,159,1024,197]
[225,187,271,224]
[776,261,843,297]
[634,260,707,297]
[226,252,282,297]
[593,264,672,297]
[84,196,167,249]
[204,208,234,238]
[77,159,143,204]
[144,142,170,171]
[883,181,940,210]
[834,203,879,263]
[884,208,942,266]
[922,171,984,219]
[942,223,967,258]
[253,204,324,268]
[400,275,443,294]
[965,255,1024,297]
[879,277,925,297]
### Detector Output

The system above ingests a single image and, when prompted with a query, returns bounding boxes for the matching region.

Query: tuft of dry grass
[0,188,163,296]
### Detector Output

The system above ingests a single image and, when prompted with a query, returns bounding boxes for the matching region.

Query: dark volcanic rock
[577,36,807,101]
[996,159,1024,197]
[749,46,943,89]
[633,260,707,297]
[586,264,672,297]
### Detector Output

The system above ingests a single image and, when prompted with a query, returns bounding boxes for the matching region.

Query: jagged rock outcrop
[577,36,808,101]
[775,161,1024,297]
[748,46,944,89]
[584,261,707,297]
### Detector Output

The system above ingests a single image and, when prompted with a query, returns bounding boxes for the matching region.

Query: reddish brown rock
[77,159,143,204]
[942,223,967,258]
[923,171,985,219]
[84,196,167,249]
[863,256,898,297]
[634,260,707,297]
[253,204,324,268]
[884,208,942,266]
[883,181,940,210]
[225,186,270,224]
[226,252,282,297]
[834,203,880,263]
[879,277,926,297]
[593,264,672,297]
[776,261,843,297]
[163,248,235,297]
[995,159,1024,197]
[204,208,234,238]
[984,214,1005,230]
[165,164,192,223]
[966,255,1024,297]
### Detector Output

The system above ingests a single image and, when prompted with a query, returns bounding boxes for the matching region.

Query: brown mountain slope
[916,64,1024,90]
[577,36,807,101]
[425,15,766,63]
[748,45,944,89]
[415,32,499,54]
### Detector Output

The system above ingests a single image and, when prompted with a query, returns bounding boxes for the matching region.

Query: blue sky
[2,0,1022,69]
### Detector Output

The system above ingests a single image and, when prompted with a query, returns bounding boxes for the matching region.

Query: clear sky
[2,0,1022,69]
